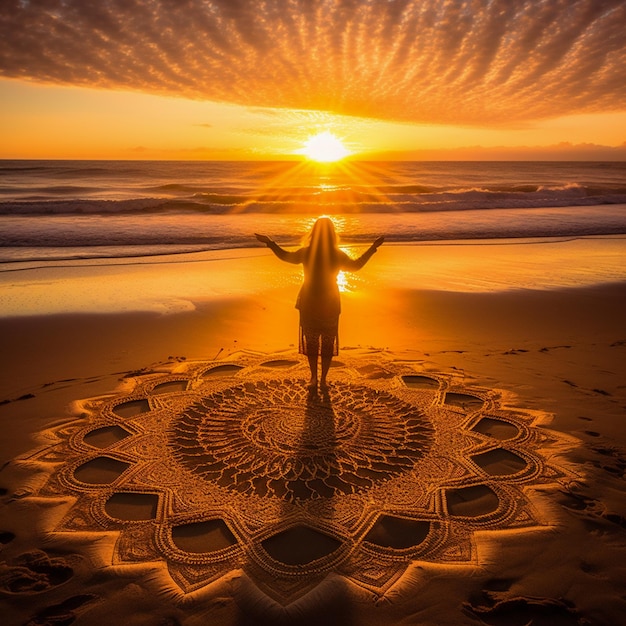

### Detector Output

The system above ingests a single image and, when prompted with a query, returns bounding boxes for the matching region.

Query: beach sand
[1,239,625,625]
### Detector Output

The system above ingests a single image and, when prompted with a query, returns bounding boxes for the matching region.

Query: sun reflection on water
[337,270,349,293]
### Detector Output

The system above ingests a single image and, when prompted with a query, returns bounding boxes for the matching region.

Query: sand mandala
[17,351,577,602]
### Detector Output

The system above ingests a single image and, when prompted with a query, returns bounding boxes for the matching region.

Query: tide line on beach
[1,236,626,317]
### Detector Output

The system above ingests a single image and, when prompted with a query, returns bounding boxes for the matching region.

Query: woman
[255,217,384,392]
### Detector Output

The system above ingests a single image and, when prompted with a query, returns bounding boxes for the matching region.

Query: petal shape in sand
[112,399,150,418]
[445,485,500,517]
[402,375,439,390]
[444,392,484,411]
[105,492,159,521]
[471,417,520,440]
[261,525,342,565]
[471,449,528,476]
[260,359,300,368]
[203,364,244,377]
[73,457,131,485]
[152,380,188,394]
[83,425,132,449]
[171,519,238,553]
[364,515,431,550]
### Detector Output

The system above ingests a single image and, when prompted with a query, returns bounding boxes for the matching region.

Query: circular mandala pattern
[17,352,577,602]
[169,379,433,500]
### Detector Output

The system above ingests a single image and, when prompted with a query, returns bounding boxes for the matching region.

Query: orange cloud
[1,0,625,125]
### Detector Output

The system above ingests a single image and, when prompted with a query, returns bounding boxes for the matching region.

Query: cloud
[1,0,625,125]
[374,141,626,161]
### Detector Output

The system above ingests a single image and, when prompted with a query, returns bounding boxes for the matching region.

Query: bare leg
[320,354,332,389]
[307,353,318,386]
[320,336,334,389]
[306,335,319,388]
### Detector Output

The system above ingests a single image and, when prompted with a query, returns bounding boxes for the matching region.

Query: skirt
[298,313,339,357]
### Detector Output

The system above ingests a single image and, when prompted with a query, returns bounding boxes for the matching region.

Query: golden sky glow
[1,0,625,160]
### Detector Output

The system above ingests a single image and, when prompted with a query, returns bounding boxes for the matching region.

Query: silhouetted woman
[255,217,384,392]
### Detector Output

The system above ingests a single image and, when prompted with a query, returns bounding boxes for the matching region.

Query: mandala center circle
[168,379,434,501]
[241,404,358,454]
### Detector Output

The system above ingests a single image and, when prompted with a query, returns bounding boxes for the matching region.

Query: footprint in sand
[0,530,16,545]
[557,489,626,533]
[25,594,98,626]
[0,530,16,555]
[465,593,588,626]
[588,443,626,480]
[0,550,74,594]
[466,578,590,626]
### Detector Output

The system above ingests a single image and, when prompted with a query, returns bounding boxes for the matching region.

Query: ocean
[1,160,626,264]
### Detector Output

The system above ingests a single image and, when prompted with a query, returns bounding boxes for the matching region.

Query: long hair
[305,217,340,280]
[307,217,338,250]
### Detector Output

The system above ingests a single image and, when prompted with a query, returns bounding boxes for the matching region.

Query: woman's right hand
[372,236,385,249]
[255,233,271,245]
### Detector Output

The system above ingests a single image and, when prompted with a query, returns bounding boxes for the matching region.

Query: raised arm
[255,233,304,264]
[340,236,385,271]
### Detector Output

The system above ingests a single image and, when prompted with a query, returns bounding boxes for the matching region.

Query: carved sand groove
[14,351,578,601]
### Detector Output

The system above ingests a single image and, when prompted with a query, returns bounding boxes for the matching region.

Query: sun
[300,131,350,162]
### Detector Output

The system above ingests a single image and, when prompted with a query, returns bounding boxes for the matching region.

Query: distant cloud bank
[1,0,625,125]
[375,141,626,161]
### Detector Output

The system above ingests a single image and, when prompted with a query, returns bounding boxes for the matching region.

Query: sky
[1,0,625,160]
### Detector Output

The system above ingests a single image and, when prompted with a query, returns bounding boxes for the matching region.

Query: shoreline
[2,232,626,268]
[1,236,626,318]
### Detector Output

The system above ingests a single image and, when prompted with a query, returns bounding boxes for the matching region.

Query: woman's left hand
[372,236,385,249]
[255,233,272,245]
